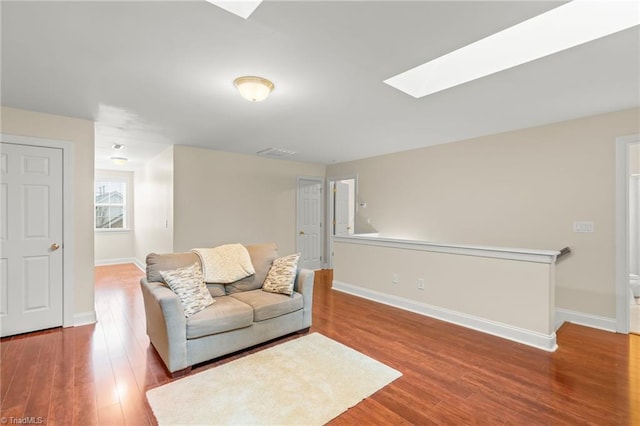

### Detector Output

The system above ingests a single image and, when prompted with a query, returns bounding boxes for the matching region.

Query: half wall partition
[333,235,560,351]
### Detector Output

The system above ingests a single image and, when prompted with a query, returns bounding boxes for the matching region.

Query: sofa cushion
[229,289,303,322]
[205,283,226,298]
[225,243,279,294]
[186,296,254,339]
[262,253,300,296]
[146,252,225,296]
[159,263,214,318]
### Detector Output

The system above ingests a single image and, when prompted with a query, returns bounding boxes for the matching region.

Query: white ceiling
[2,1,639,170]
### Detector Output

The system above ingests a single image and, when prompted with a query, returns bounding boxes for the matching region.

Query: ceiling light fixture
[234,76,274,102]
[110,156,128,166]
[384,0,640,98]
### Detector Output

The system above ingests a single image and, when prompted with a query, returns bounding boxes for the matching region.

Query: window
[95,179,128,230]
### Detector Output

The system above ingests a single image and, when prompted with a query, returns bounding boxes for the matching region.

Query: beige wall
[1,106,95,317]
[328,108,640,318]
[172,145,325,256]
[95,232,134,263]
[95,169,135,263]
[133,146,174,264]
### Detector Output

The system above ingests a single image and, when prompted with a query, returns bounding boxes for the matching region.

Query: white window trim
[95,173,132,232]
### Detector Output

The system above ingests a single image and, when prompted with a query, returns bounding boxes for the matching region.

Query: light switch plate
[573,221,594,233]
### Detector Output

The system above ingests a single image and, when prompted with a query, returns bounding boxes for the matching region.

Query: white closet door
[1,142,63,337]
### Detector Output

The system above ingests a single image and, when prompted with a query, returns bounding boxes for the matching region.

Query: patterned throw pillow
[160,263,214,317]
[262,253,300,296]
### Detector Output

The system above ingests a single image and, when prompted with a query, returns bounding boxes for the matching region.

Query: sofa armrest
[294,268,315,328]
[140,277,189,373]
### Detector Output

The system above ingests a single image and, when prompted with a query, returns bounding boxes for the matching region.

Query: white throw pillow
[160,263,215,317]
[262,253,300,296]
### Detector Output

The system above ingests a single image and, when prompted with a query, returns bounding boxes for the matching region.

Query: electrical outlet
[391,273,399,284]
[417,278,425,290]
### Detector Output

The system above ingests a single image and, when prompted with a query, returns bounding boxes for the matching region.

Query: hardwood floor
[1,264,638,425]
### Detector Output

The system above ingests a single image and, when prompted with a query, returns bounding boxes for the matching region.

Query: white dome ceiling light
[234,76,275,102]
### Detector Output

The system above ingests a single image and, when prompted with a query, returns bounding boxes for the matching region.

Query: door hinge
[333,186,337,193]
[333,219,336,225]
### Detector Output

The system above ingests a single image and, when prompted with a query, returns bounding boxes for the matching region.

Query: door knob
[50,243,60,251]
[299,231,305,235]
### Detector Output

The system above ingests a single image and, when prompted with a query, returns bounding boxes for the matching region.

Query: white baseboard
[95,257,138,266]
[333,280,557,352]
[95,257,145,272]
[554,308,616,332]
[133,258,145,272]
[73,310,97,326]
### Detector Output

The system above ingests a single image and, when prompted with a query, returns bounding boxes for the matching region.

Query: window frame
[94,174,131,232]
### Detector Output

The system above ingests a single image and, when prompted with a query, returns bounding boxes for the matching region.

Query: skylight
[384,0,640,98]
[206,1,263,19]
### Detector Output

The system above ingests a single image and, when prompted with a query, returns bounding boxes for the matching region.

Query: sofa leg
[297,327,310,335]
[171,366,192,379]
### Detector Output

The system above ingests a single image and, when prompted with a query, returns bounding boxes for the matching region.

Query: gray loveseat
[140,243,314,375]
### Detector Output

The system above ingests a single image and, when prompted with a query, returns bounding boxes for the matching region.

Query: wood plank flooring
[1,263,638,424]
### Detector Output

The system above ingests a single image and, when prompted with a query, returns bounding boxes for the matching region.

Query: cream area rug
[146,333,402,425]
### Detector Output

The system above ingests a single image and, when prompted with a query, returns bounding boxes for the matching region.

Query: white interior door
[297,178,322,270]
[1,142,63,337]
[334,181,350,236]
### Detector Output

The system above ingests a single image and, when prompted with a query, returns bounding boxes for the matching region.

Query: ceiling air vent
[256,147,296,158]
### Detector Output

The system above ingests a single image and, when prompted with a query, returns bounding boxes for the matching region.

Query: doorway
[327,176,356,268]
[334,180,355,236]
[1,141,65,336]
[616,134,640,334]
[1,134,74,332]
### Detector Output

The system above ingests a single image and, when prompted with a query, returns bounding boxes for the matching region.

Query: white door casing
[630,175,640,284]
[296,177,322,270]
[1,142,64,337]
[334,181,350,236]
[615,134,640,333]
